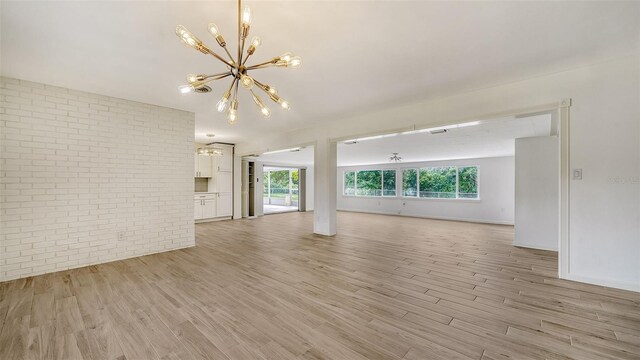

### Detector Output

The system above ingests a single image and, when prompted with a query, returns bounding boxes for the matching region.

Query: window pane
[420,167,456,198]
[458,166,478,198]
[356,170,382,196]
[383,170,396,196]
[344,171,355,195]
[402,169,418,197]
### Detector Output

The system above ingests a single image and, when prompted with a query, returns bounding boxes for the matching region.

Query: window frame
[343,169,398,198]
[343,165,480,200]
[401,165,480,201]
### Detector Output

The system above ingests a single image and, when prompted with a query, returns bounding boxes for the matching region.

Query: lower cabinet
[194,195,217,220]
[216,193,232,217]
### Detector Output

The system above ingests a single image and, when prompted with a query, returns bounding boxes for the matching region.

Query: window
[402,169,418,197]
[458,166,478,199]
[356,170,382,196]
[343,169,397,197]
[402,166,479,199]
[344,171,355,195]
[383,170,396,196]
[420,166,456,198]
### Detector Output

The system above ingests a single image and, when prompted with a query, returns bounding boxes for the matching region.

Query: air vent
[194,86,212,93]
[430,129,448,134]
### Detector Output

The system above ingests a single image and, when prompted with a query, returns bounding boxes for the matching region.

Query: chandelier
[389,153,402,162]
[175,0,301,124]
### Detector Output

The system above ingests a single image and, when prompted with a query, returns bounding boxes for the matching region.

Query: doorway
[263,166,300,214]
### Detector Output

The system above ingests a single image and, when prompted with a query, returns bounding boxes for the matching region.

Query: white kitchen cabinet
[202,198,216,218]
[216,193,232,217]
[194,154,213,177]
[194,194,216,220]
[212,144,233,172]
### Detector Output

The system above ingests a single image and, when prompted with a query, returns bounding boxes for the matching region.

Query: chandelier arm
[237,0,242,69]
[253,79,273,95]
[222,46,235,64]
[204,48,235,68]
[247,61,276,70]
[204,71,234,80]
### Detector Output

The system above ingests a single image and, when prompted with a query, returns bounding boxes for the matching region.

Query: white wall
[338,157,514,225]
[305,166,314,211]
[514,136,559,250]
[0,77,195,281]
[236,53,640,292]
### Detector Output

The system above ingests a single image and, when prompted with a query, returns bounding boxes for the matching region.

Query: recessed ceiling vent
[194,85,212,93]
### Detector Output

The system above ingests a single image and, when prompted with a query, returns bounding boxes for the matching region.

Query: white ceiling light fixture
[175,0,301,125]
[343,133,398,144]
[342,121,481,144]
[389,153,402,162]
[400,121,482,136]
[262,147,303,155]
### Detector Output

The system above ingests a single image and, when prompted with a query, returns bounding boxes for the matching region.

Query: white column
[314,138,337,236]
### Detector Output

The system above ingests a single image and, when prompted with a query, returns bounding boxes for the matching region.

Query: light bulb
[207,23,220,37]
[289,56,302,68]
[279,99,290,110]
[175,25,200,48]
[186,74,198,83]
[216,97,229,112]
[242,7,252,25]
[240,75,254,89]
[227,109,237,124]
[247,36,261,55]
[178,85,194,94]
[261,106,271,118]
[227,100,238,124]
[280,52,292,63]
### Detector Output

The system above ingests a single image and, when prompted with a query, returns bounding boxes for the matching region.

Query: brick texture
[0,77,195,281]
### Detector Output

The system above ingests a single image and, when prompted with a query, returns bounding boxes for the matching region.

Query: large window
[402,169,418,197]
[383,170,396,196]
[420,166,456,198]
[356,170,382,196]
[344,170,397,197]
[344,171,356,195]
[402,166,479,199]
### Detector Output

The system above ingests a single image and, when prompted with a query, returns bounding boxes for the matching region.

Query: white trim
[564,273,640,293]
[514,243,558,252]
[558,101,571,280]
[337,208,514,225]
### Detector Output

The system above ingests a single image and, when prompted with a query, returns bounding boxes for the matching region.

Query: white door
[194,200,203,220]
[198,155,213,177]
[217,193,232,217]
[202,198,217,219]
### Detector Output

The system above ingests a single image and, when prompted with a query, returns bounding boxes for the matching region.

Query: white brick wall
[0,77,195,281]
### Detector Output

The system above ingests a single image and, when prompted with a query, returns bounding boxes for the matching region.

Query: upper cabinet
[195,154,213,177]
[214,144,233,172]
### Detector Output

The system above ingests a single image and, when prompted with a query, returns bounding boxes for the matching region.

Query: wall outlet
[117,231,125,241]
[573,168,583,180]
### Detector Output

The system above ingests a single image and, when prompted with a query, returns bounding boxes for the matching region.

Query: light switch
[573,168,582,180]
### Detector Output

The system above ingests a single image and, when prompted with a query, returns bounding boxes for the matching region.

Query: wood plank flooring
[1,211,639,359]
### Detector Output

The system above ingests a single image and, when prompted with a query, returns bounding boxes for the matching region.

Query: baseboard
[563,273,640,293]
[513,242,558,252]
[337,208,514,226]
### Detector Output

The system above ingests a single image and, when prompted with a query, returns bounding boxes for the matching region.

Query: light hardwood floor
[1,211,639,359]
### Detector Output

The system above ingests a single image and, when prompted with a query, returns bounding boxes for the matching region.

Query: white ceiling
[257,114,552,166]
[1,2,638,144]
